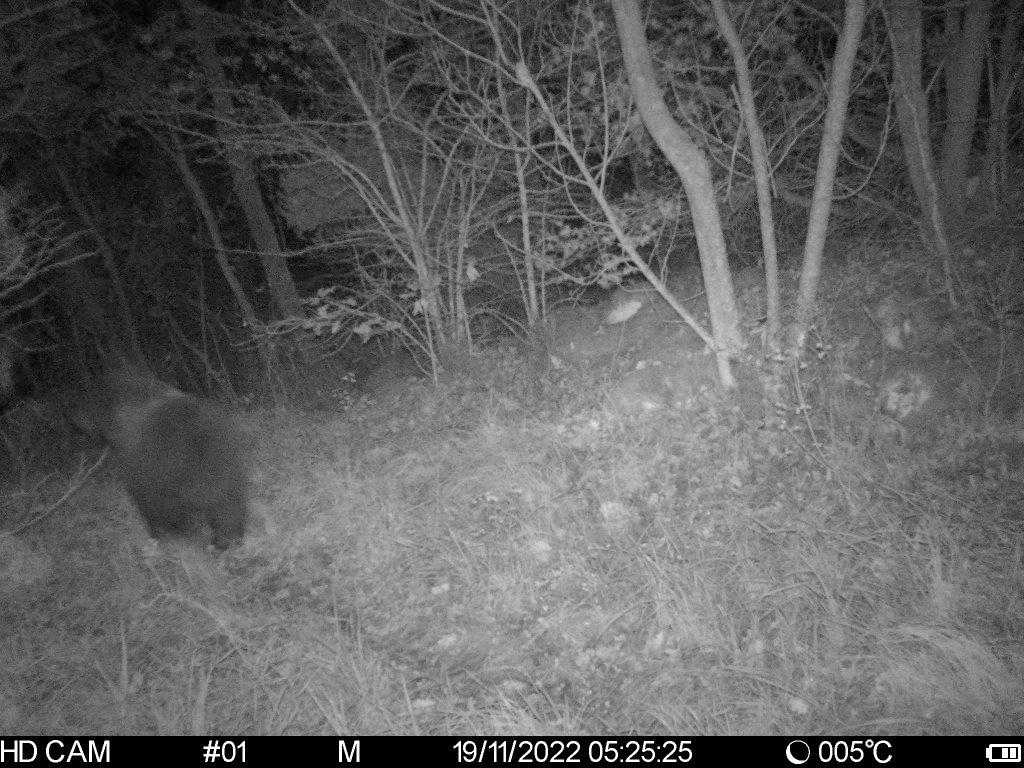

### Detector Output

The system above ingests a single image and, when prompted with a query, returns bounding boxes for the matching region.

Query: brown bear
[72,368,249,550]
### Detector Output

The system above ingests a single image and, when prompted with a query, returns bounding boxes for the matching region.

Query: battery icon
[987,744,1021,763]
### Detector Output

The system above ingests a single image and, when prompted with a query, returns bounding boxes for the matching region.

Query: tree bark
[168,131,280,388]
[790,0,866,354]
[984,0,1023,199]
[709,0,780,355]
[169,133,260,330]
[611,0,741,386]
[940,0,993,220]
[183,0,302,319]
[884,0,955,302]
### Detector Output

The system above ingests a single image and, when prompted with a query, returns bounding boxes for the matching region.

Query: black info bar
[0,736,1017,766]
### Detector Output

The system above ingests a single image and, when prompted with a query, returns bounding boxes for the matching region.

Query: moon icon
[785,740,811,765]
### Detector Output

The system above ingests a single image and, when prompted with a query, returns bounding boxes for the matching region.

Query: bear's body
[76,370,248,550]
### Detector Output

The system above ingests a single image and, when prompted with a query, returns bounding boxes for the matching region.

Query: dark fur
[76,371,249,550]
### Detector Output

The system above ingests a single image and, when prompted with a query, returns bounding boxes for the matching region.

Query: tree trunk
[985,0,1023,199]
[790,0,866,355]
[709,0,780,355]
[183,0,302,319]
[169,133,260,329]
[497,71,540,327]
[940,0,993,221]
[168,131,279,392]
[611,0,741,387]
[884,0,956,303]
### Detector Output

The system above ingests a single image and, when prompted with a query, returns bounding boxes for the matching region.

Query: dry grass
[3,231,1023,735]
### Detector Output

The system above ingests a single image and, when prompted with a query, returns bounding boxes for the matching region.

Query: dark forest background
[0,0,1015,399]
